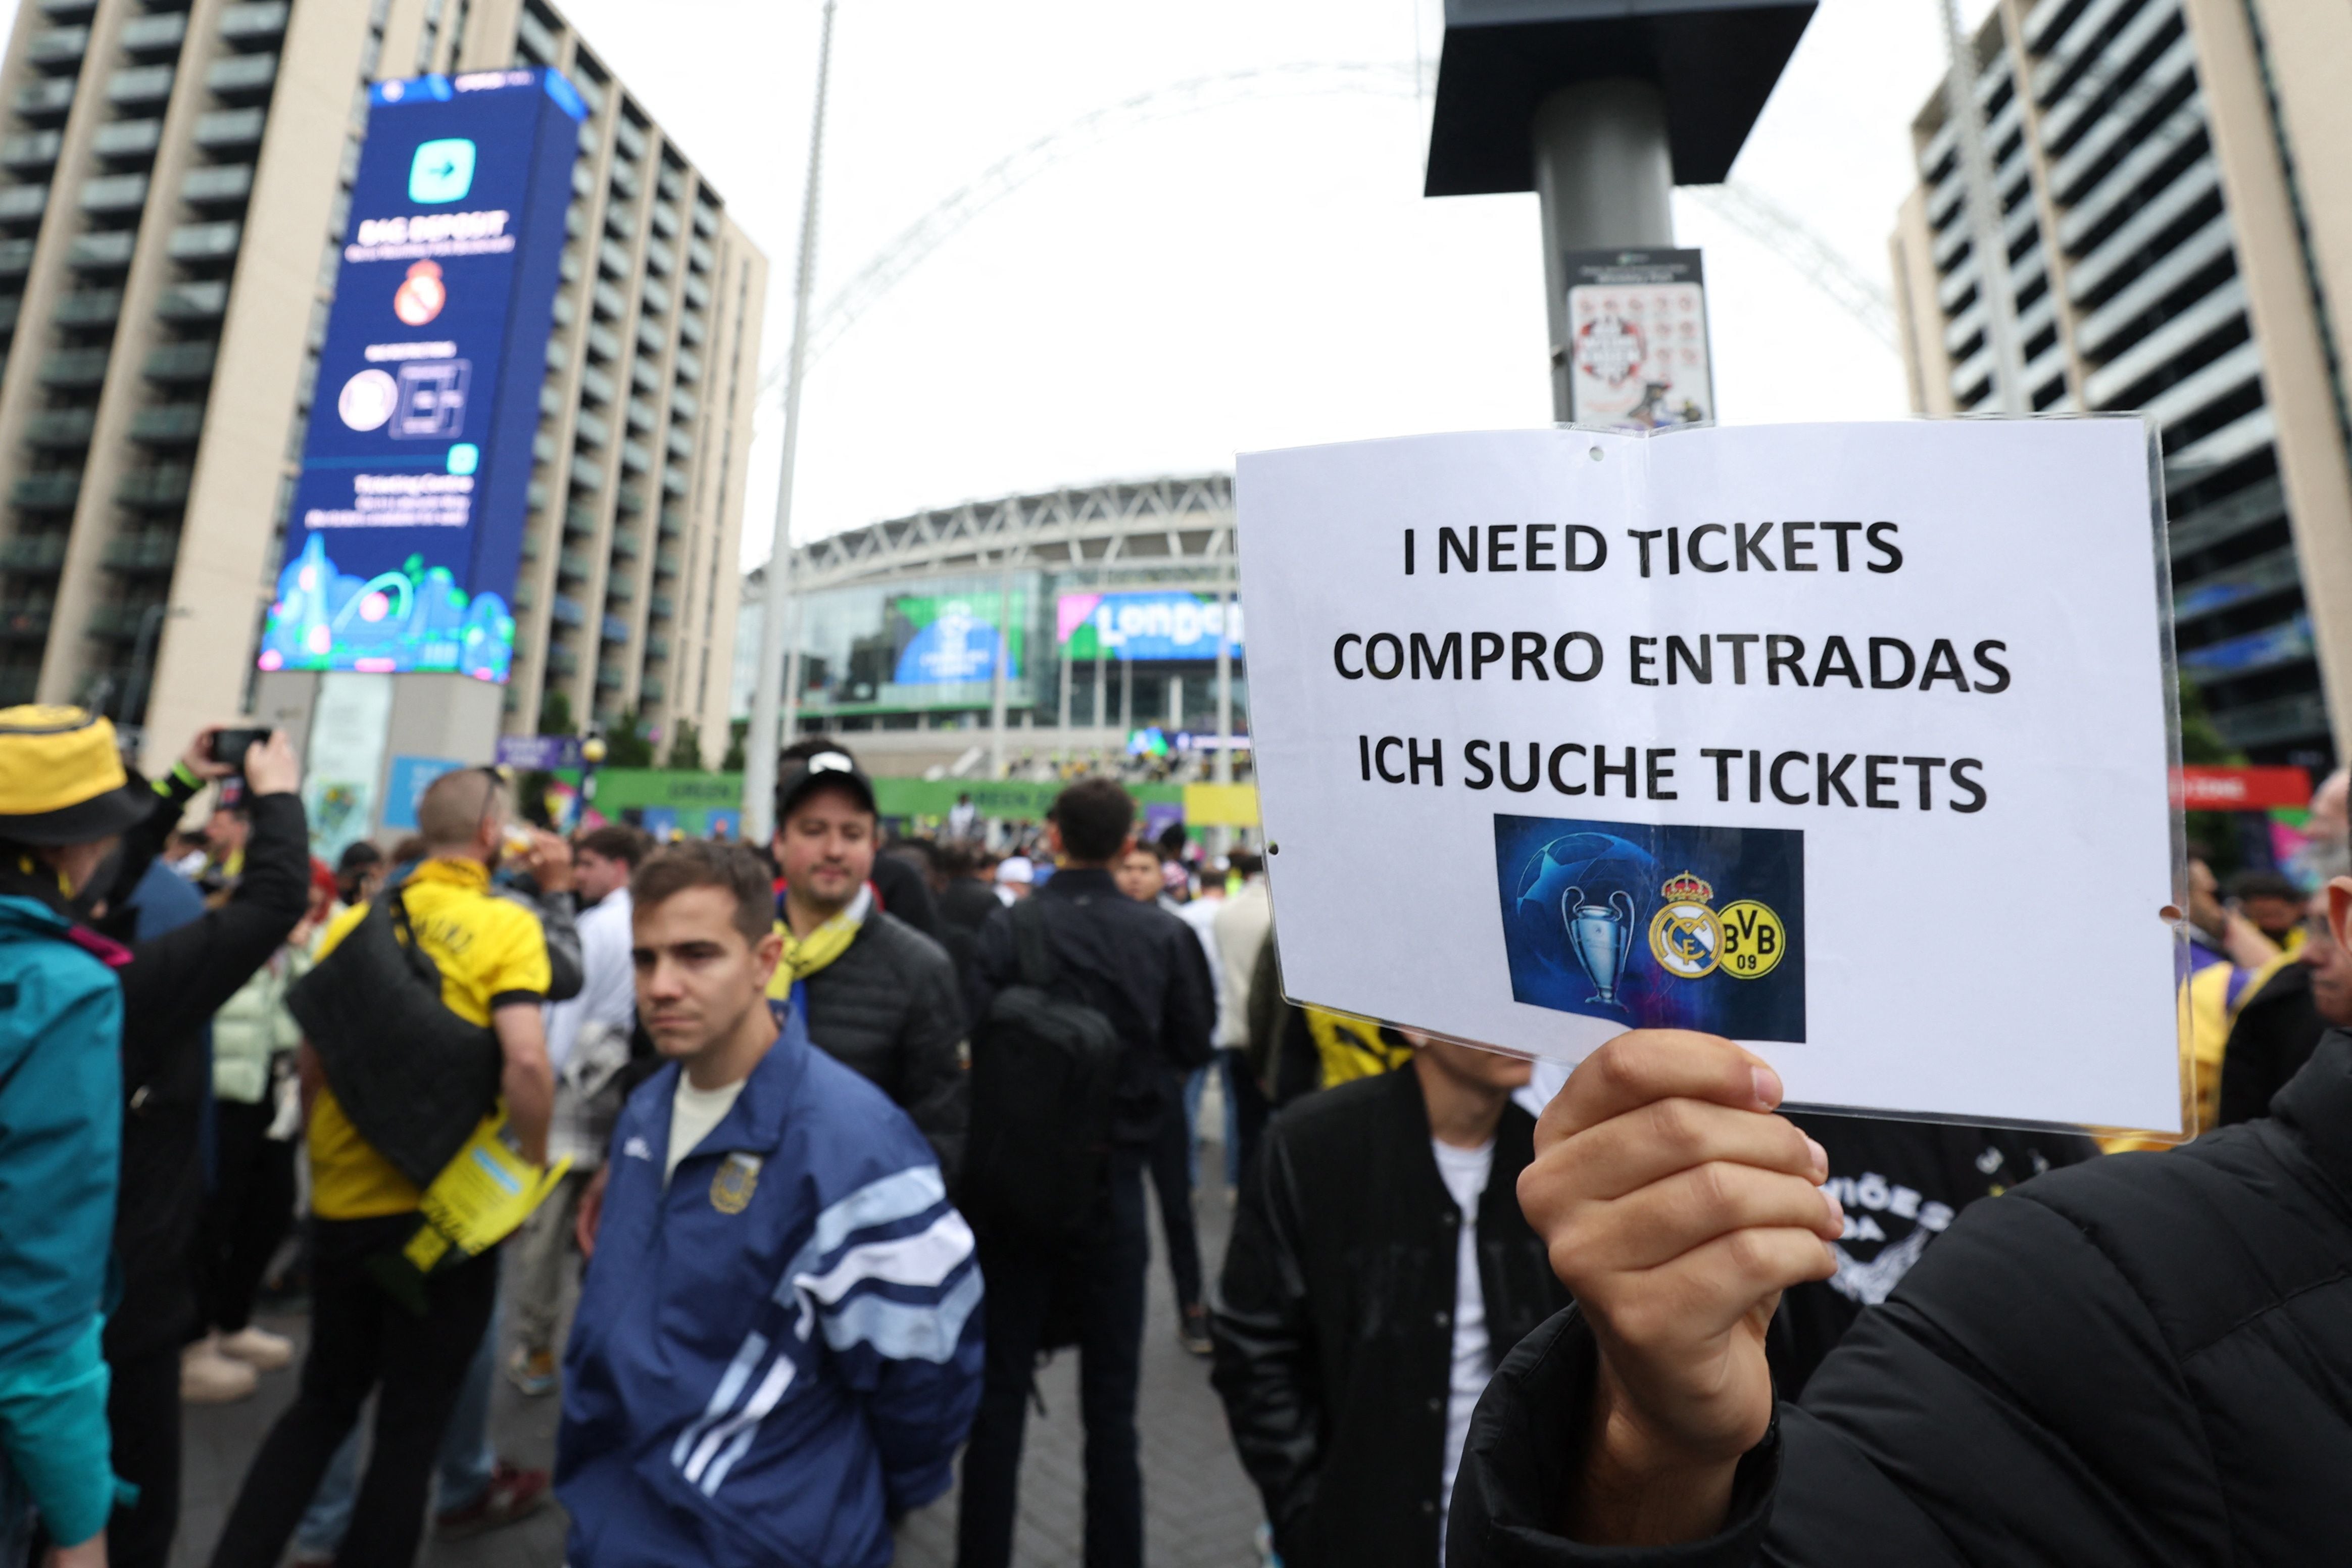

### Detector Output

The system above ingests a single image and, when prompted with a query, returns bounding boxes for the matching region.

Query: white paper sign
[1237,421,2183,1132]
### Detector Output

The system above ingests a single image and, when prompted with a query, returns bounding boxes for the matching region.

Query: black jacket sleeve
[872,852,942,940]
[94,767,202,918]
[1208,1117,1326,1551]
[1160,915,1215,1074]
[892,926,970,1183]
[119,791,311,1075]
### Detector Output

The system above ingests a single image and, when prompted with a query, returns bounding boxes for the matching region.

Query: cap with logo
[0,706,154,844]
[774,749,877,822]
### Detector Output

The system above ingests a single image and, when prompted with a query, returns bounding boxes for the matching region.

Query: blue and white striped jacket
[555,1002,984,1567]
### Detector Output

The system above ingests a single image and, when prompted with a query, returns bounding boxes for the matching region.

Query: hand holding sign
[1239,421,2183,1132]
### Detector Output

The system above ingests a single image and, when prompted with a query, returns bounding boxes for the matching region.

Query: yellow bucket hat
[0,706,152,844]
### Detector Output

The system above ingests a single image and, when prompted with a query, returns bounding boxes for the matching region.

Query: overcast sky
[548,0,2005,569]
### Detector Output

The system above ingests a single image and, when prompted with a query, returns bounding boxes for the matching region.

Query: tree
[2179,673,2249,875]
[538,688,574,738]
[666,719,705,771]
[722,718,748,772]
[604,706,655,768]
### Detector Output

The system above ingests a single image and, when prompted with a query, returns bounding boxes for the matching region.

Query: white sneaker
[181,1336,258,1404]
[218,1325,295,1371]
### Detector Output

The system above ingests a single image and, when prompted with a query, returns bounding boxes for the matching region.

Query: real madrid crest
[710,1152,763,1215]
[1647,871,1722,978]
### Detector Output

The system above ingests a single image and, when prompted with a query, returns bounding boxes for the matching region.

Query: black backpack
[286,888,504,1188]
[960,897,1122,1245]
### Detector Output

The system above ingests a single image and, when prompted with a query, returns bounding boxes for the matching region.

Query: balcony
[573,407,610,447]
[37,0,97,17]
[205,53,277,102]
[0,603,50,644]
[610,528,640,558]
[584,323,621,362]
[604,576,633,604]
[650,203,679,238]
[657,507,684,538]
[50,290,120,331]
[78,174,146,215]
[688,237,715,273]
[219,3,289,45]
[639,676,665,702]
[0,535,66,571]
[567,454,603,494]
[557,550,589,580]
[595,664,623,690]
[577,363,615,403]
[25,408,93,447]
[634,317,665,356]
[67,230,135,272]
[1,132,62,172]
[0,185,47,228]
[91,119,162,163]
[620,440,652,474]
[661,467,688,497]
[673,348,703,382]
[600,614,629,643]
[655,547,680,578]
[120,11,187,55]
[156,280,228,321]
[103,531,177,572]
[181,164,253,209]
[693,204,718,238]
[545,648,579,676]
[613,486,646,516]
[143,341,216,382]
[677,312,706,347]
[599,241,631,282]
[670,387,699,421]
[26,29,86,71]
[666,426,692,460]
[645,633,670,659]
[107,66,176,109]
[563,502,598,537]
[604,199,636,239]
[614,117,648,161]
[624,397,655,433]
[129,403,203,443]
[592,279,626,320]
[550,594,584,627]
[11,473,80,510]
[649,594,674,620]
[14,80,75,122]
[167,221,241,263]
[193,108,266,151]
[644,238,675,277]
[682,274,711,311]
[117,466,191,509]
[40,348,110,387]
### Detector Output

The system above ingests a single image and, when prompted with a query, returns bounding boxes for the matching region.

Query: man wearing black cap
[764,740,968,1175]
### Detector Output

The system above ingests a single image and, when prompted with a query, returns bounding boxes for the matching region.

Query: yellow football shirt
[306,857,552,1219]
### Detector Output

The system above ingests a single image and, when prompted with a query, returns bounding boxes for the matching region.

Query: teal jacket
[0,888,125,1546]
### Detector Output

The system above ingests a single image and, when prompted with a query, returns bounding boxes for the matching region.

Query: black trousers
[1226,1046,1271,1182]
[103,1344,180,1568]
[1144,1074,1203,1311]
[957,1149,1148,1568]
[207,1216,498,1568]
[198,1098,296,1336]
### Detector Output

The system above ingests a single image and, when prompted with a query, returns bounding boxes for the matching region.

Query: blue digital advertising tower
[258,69,584,683]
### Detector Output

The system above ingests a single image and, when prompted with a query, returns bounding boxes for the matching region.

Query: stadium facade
[737,473,1244,774]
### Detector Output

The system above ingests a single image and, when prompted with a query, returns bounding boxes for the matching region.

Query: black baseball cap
[774,748,877,823]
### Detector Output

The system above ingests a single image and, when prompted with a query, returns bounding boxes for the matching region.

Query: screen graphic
[1493,814,1805,1043]
[1057,591,1241,661]
[259,70,583,682]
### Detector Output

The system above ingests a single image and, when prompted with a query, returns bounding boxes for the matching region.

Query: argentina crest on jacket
[710,1151,761,1215]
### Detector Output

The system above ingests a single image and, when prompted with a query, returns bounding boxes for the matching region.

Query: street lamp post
[744,0,839,848]
[581,732,609,813]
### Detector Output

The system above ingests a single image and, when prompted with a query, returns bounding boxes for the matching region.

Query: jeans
[957,1148,1148,1568]
[1183,1055,1241,1191]
[207,1217,498,1568]
[292,1274,501,1556]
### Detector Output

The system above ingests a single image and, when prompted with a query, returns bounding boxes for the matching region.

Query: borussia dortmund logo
[1718,900,1786,979]
[1647,871,1722,979]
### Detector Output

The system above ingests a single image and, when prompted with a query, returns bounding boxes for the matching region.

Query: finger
[1555,1100,1825,1203]
[1560,1162,1843,1278]
[1600,1226,1841,1353]
[1543,1031,1783,1146]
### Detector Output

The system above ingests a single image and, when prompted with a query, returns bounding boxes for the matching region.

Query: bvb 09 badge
[1647,872,1785,982]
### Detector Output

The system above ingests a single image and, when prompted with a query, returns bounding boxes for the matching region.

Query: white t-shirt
[667,1074,746,1186]
[1432,1136,1497,1556]
[545,887,634,1074]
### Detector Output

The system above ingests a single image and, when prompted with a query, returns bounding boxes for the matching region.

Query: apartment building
[1890,0,2352,767]
[0,0,765,769]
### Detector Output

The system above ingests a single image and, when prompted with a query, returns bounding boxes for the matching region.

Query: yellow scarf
[768,885,872,998]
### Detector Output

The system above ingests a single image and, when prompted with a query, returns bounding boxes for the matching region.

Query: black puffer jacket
[1213,1065,1567,1567]
[799,909,969,1179]
[1448,1030,2352,1567]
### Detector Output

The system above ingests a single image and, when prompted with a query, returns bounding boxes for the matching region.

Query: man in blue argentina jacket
[557,840,983,1568]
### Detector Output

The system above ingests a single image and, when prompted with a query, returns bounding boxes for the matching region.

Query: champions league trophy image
[1561,886,1637,1007]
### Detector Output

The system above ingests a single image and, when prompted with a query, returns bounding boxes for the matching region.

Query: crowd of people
[1,702,2347,1566]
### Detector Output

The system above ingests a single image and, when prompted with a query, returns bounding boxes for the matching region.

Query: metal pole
[1056,627,1072,764]
[1531,79,1674,423]
[744,0,837,846]
[986,561,1013,778]
[1119,651,1132,738]
[1939,0,2028,414]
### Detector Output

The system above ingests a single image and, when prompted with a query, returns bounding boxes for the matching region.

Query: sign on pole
[1562,249,1713,430]
[1237,421,2184,1133]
